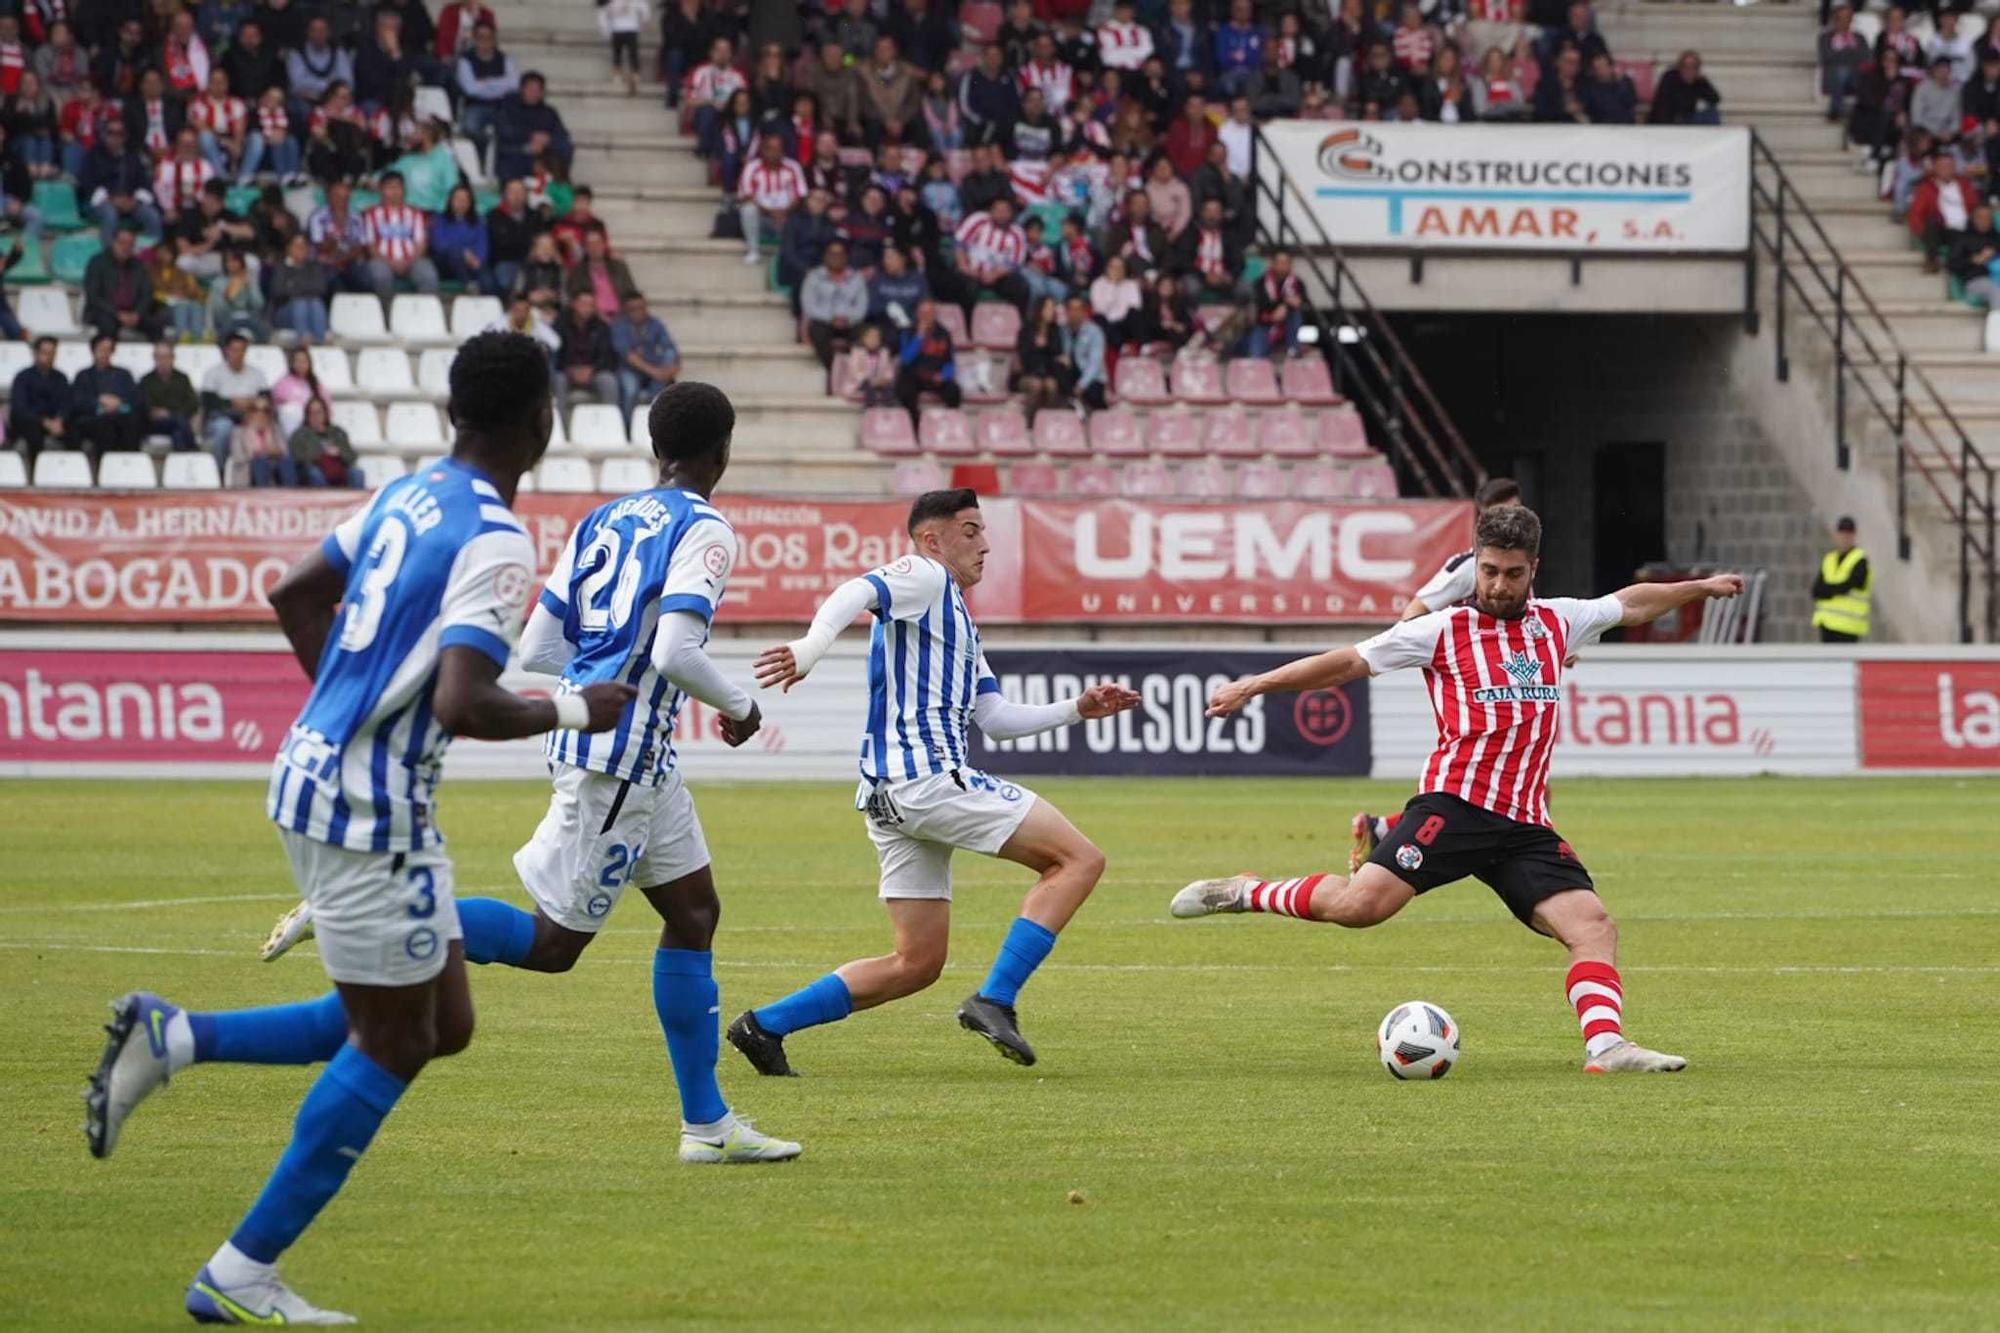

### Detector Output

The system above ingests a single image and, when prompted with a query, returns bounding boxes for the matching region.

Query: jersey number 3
[339,517,410,653]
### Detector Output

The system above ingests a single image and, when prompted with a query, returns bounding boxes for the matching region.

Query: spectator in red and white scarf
[1247,249,1305,358]
[124,67,183,160]
[243,86,301,182]
[154,128,218,222]
[163,9,212,96]
[1390,4,1439,74]
[0,16,28,98]
[1474,46,1530,120]
[362,171,440,302]
[189,68,250,178]
[56,79,109,178]
[31,18,91,108]
[1171,195,1246,303]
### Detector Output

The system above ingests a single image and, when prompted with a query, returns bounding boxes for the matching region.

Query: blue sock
[752,973,852,1038]
[189,993,348,1065]
[229,1045,405,1264]
[652,949,728,1126]
[978,917,1058,1007]
[457,897,536,966]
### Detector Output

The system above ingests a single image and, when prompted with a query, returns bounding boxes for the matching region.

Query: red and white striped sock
[1566,960,1625,1058]
[1243,875,1327,919]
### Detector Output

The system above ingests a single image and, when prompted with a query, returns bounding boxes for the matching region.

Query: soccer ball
[1377,1001,1459,1080]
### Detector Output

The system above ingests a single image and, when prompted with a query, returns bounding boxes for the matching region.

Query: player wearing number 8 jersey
[1172,505,1747,1075]
[81,334,637,1324]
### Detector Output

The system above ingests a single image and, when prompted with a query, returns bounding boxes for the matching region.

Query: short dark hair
[1474,476,1521,508]
[1475,504,1541,557]
[379,169,404,187]
[222,331,249,348]
[90,332,115,350]
[448,331,552,434]
[31,334,55,351]
[646,380,735,464]
[906,487,979,535]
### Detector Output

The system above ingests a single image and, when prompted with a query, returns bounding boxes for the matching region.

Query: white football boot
[186,1265,356,1325]
[1169,874,1256,919]
[260,901,315,962]
[677,1116,803,1164]
[84,991,183,1159]
[1584,1040,1688,1074]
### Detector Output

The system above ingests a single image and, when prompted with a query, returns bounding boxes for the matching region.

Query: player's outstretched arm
[650,609,763,747]
[1207,646,1371,718]
[516,601,574,677]
[267,546,347,680]
[753,574,880,691]
[1612,574,1744,627]
[975,682,1141,741]
[433,646,636,740]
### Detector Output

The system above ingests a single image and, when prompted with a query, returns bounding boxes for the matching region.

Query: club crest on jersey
[1395,844,1424,871]
[1524,618,1550,641]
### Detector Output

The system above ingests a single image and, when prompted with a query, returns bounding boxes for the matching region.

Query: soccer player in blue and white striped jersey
[83,334,636,1325]
[727,489,1140,1073]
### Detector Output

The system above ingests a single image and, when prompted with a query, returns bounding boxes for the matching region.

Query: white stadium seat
[17,286,80,336]
[384,401,446,452]
[309,346,355,393]
[355,347,418,399]
[0,340,34,389]
[449,295,502,341]
[33,451,93,488]
[545,407,569,452]
[111,342,154,377]
[0,450,26,487]
[333,400,384,448]
[514,469,536,493]
[416,348,453,402]
[568,404,628,455]
[536,457,596,492]
[330,293,391,344]
[54,341,91,376]
[628,405,652,447]
[356,455,410,487]
[162,453,222,489]
[244,344,287,383]
[390,294,452,346]
[597,456,654,493]
[97,453,158,489]
[176,344,222,381]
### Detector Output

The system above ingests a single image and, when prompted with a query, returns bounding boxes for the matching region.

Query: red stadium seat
[1294,460,1341,499]
[1513,56,1541,99]
[1318,406,1373,458]
[829,353,863,402]
[1204,406,1260,458]
[1225,357,1282,405]
[959,349,1009,403]
[1005,461,1061,496]
[1345,459,1398,499]
[971,302,1020,349]
[1113,355,1171,405]
[1066,461,1116,496]
[1618,59,1656,105]
[1259,405,1315,457]
[1170,356,1227,404]
[1148,409,1202,456]
[1089,406,1146,455]
[1118,460,1173,496]
[1034,409,1090,456]
[976,406,1033,455]
[1279,356,1341,406]
[1236,461,1288,498]
[920,407,976,456]
[934,303,970,347]
[861,407,919,456]
[1178,459,1230,499]
[960,0,1003,43]
[891,459,949,494]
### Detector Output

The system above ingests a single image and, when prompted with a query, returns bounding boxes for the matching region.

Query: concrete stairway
[491,1,881,495]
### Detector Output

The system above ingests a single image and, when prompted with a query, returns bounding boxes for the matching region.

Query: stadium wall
[3,633,1995,781]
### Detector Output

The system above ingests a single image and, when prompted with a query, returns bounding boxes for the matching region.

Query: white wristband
[552,693,590,731]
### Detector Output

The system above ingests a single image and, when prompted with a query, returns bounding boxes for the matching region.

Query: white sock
[1585,1031,1623,1059]
[163,1010,196,1074]
[683,1111,736,1139]
[206,1240,274,1288]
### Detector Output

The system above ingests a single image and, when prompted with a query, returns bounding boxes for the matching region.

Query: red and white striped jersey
[1391,24,1437,72]
[954,210,1026,271]
[1017,59,1074,108]
[686,61,746,109]
[1357,596,1623,826]
[737,157,809,210]
[153,155,217,213]
[1096,21,1154,70]
[363,202,429,265]
[188,93,249,139]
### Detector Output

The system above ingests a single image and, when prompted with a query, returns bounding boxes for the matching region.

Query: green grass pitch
[3,776,1998,1329]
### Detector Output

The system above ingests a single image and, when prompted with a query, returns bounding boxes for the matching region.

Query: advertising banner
[1858,661,2000,769]
[1257,121,1750,252]
[972,649,1369,776]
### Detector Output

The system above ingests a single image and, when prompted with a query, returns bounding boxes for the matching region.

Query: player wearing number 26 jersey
[1175,505,1747,1076]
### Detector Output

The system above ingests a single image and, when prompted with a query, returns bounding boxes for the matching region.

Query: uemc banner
[971,649,1369,776]
[1258,121,1750,252]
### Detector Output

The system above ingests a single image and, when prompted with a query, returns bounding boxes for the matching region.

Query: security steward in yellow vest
[1811,516,1871,642]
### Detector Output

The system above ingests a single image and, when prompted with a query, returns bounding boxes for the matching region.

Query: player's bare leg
[1531,889,1685,1074]
[1171,863,1414,925]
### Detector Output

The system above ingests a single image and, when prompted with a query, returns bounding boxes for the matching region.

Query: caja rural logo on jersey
[1471,648,1560,705]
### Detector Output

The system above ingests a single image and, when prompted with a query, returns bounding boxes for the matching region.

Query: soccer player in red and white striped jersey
[1172,505,1745,1075]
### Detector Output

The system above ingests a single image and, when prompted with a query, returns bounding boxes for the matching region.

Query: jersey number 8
[339,517,410,653]
[575,525,659,634]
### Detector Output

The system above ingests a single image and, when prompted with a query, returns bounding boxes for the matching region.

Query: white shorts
[279,830,462,987]
[859,769,1038,901]
[513,764,711,933]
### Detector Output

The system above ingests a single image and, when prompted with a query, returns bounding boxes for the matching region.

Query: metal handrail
[1248,125,1483,499]
[1746,130,1996,642]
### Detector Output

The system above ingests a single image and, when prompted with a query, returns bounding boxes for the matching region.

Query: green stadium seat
[766,252,792,299]
[1947,273,1987,309]
[31,180,84,231]
[349,189,381,213]
[1243,254,1268,284]
[6,238,50,285]
[1027,201,1068,236]
[474,190,499,215]
[225,184,263,217]
[51,232,101,286]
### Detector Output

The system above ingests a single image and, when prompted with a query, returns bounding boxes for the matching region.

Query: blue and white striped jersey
[538,487,735,785]
[860,555,1000,782]
[268,459,536,852]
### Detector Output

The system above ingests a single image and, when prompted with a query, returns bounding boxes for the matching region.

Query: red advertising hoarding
[1858,660,2000,769]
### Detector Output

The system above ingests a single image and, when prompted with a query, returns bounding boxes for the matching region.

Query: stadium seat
[959,0,1003,43]
[513,468,535,493]
[354,455,408,487]
[0,341,32,387]
[568,404,629,455]
[245,344,287,383]
[970,302,1020,350]
[50,232,101,286]
[1294,460,1340,500]
[5,237,48,283]
[1148,409,1201,456]
[890,458,948,494]
[161,452,221,489]
[1346,459,1398,499]
[546,408,570,453]
[1260,405,1315,457]
[597,455,654,493]
[829,351,864,402]
[355,347,418,399]
[1617,59,1656,105]
[97,453,157,489]
[1088,406,1144,456]
[933,303,970,348]
[111,342,153,377]
[1319,406,1373,458]
[384,401,446,452]
[627,405,653,447]
[1118,460,1172,497]
[1002,460,1058,496]
[1203,406,1260,458]
[389,295,452,347]
[1279,356,1341,406]
[975,406,1033,456]
[1178,459,1230,499]
[0,451,26,486]
[958,349,1008,403]
[1225,358,1282,406]
[1065,461,1115,497]
[1112,356,1170,406]
[32,451,93,488]
[536,457,596,493]
[416,348,453,402]
[176,344,222,381]
[1034,409,1089,456]
[919,406,975,456]
[309,346,354,393]
[449,295,503,342]
[54,340,90,376]
[330,293,392,344]
[1169,356,1227,405]
[333,401,384,448]
[31,180,84,231]
[860,406,918,456]
[16,286,78,336]
[1236,461,1288,498]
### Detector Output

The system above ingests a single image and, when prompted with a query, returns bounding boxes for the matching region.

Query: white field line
[0,893,296,915]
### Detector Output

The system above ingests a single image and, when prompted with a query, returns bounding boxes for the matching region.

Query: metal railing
[1746,131,1996,642]
[1248,126,1483,499]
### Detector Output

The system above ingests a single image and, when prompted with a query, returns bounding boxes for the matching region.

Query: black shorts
[1366,792,1594,928]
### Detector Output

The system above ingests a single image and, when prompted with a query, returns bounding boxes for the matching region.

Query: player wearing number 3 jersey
[1173,505,1747,1075]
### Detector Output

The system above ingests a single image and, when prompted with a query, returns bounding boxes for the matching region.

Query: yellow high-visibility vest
[1812,547,1871,637]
